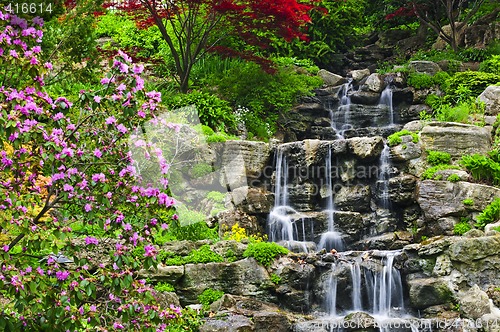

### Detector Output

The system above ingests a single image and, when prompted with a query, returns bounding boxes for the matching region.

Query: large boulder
[408,61,441,76]
[177,258,273,305]
[228,187,274,214]
[420,122,491,159]
[478,86,500,116]
[458,285,491,319]
[364,73,385,93]
[318,69,346,86]
[417,181,500,221]
[334,185,371,212]
[448,236,500,263]
[350,68,371,82]
[220,141,271,189]
[347,136,384,161]
[407,277,454,309]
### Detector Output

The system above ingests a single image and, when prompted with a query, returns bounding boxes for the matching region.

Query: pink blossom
[93,95,102,103]
[9,50,18,58]
[105,116,116,125]
[116,124,128,134]
[63,184,74,192]
[144,245,157,258]
[84,237,99,245]
[113,322,124,329]
[117,83,126,91]
[101,77,111,85]
[84,204,92,212]
[123,223,132,231]
[94,148,102,158]
[3,245,9,252]
[55,270,70,281]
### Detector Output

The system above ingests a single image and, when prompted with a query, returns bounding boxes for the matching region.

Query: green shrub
[453,221,472,235]
[407,73,435,89]
[427,150,451,166]
[154,282,176,292]
[164,244,224,266]
[444,71,500,103]
[387,129,419,147]
[212,61,322,140]
[270,273,282,285]
[460,153,500,186]
[407,71,450,89]
[421,165,461,180]
[447,174,461,182]
[476,198,500,229]
[198,288,224,309]
[462,199,474,206]
[165,218,219,242]
[166,91,236,132]
[243,242,289,267]
[479,55,500,75]
[458,48,489,62]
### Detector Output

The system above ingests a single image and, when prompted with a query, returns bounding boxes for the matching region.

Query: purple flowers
[93,148,102,159]
[84,237,99,245]
[55,270,70,281]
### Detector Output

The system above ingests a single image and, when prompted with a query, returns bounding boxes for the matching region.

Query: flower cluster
[0,11,184,331]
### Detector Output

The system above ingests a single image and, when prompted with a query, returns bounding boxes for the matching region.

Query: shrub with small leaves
[447,174,461,182]
[476,198,500,229]
[155,282,176,292]
[198,288,224,309]
[454,220,472,235]
[421,165,461,180]
[270,273,282,285]
[243,242,289,267]
[427,150,451,166]
[387,129,419,147]
[463,199,474,206]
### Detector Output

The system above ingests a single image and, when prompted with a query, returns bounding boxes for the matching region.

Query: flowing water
[330,78,354,139]
[378,143,392,210]
[379,84,394,126]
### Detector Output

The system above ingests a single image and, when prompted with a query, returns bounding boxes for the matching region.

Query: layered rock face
[147,68,500,331]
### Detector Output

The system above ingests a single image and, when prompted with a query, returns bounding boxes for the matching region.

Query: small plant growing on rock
[421,165,461,180]
[387,129,419,147]
[447,174,461,182]
[462,199,474,206]
[243,242,289,267]
[427,150,451,166]
[270,273,282,285]
[223,223,266,243]
[155,282,176,292]
[198,288,225,310]
[454,220,472,235]
[476,198,500,229]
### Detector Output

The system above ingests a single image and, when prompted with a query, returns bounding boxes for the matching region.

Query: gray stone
[155,291,181,307]
[420,122,491,159]
[140,265,184,284]
[418,236,459,256]
[343,312,377,331]
[228,187,274,214]
[253,311,291,332]
[417,181,500,221]
[403,120,426,132]
[390,141,422,162]
[220,141,271,189]
[449,236,500,263]
[348,136,384,161]
[350,91,381,105]
[388,174,418,205]
[459,285,491,319]
[200,315,254,332]
[364,73,385,93]
[177,259,273,305]
[334,185,371,212]
[409,61,442,76]
[408,277,454,309]
[350,68,371,82]
[479,86,500,116]
[318,69,346,86]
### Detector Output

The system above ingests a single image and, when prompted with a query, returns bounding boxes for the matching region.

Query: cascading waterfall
[326,263,339,317]
[379,84,394,126]
[378,143,391,210]
[330,78,353,138]
[317,149,344,252]
[268,146,310,251]
[350,260,363,312]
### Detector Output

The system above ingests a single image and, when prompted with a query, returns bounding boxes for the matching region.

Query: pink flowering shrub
[0,11,194,331]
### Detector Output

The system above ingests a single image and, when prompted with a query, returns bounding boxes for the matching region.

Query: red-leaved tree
[104,0,316,93]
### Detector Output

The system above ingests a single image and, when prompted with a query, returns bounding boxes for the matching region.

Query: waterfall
[379,84,394,126]
[331,78,354,139]
[268,147,310,252]
[317,149,344,252]
[378,143,391,210]
[366,251,404,317]
[350,260,363,311]
[325,263,339,317]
